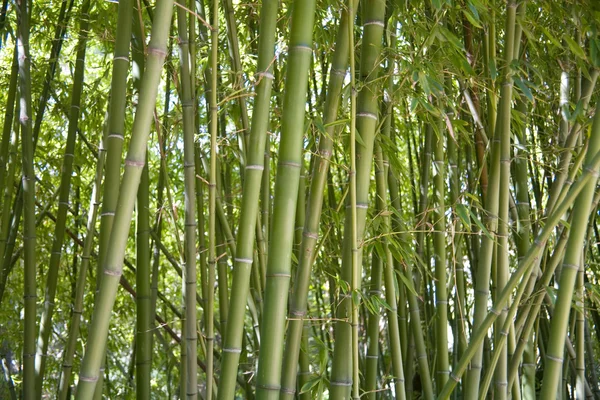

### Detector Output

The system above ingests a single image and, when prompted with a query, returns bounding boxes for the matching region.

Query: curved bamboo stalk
[74,1,174,396]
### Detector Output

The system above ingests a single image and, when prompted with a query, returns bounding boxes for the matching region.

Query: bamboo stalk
[75,0,174,396]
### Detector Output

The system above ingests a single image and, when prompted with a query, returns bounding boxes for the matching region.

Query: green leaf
[514,77,534,103]
[540,26,561,48]
[352,290,361,306]
[300,376,321,394]
[455,204,471,231]
[395,271,419,299]
[469,208,493,240]
[563,35,587,60]
[462,9,482,29]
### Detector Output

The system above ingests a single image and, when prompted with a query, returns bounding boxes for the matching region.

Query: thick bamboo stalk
[330,0,386,397]
[75,1,174,396]
[279,1,356,397]
[254,0,316,396]
[216,0,279,394]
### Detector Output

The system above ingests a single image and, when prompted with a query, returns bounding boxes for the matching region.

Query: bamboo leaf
[300,376,321,394]
[395,270,419,299]
[514,77,534,103]
[469,208,493,240]
[563,35,586,60]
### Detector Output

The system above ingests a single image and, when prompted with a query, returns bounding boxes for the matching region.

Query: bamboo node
[278,161,302,169]
[113,56,129,62]
[450,373,460,382]
[330,380,353,387]
[290,310,305,317]
[107,133,123,140]
[357,112,377,121]
[266,273,291,278]
[562,262,579,271]
[23,352,35,358]
[280,387,296,395]
[234,257,253,264]
[103,269,122,277]
[257,384,281,391]
[223,347,242,353]
[363,20,385,27]
[246,164,264,171]
[256,71,274,80]
[79,374,99,382]
[331,68,346,77]
[365,355,378,359]
[290,44,312,53]
[303,231,318,239]
[147,46,168,57]
[125,159,145,167]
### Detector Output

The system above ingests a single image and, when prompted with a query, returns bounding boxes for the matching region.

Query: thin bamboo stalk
[16,0,35,395]
[34,2,90,395]
[177,4,199,397]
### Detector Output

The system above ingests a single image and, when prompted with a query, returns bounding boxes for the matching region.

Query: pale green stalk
[177,4,198,397]
[206,0,218,395]
[75,1,174,396]
[279,2,356,396]
[254,0,316,396]
[217,0,278,395]
[330,0,386,397]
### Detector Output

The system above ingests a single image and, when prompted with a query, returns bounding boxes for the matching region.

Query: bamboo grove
[2,0,600,398]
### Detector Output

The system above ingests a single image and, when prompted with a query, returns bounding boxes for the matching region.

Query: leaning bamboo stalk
[177,4,199,397]
[373,138,406,399]
[34,2,90,395]
[438,147,600,399]
[254,0,317,395]
[330,0,386,396]
[58,113,107,400]
[216,0,279,394]
[279,2,356,396]
[74,1,174,396]
[16,0,35,395]
[539,100,600,399]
